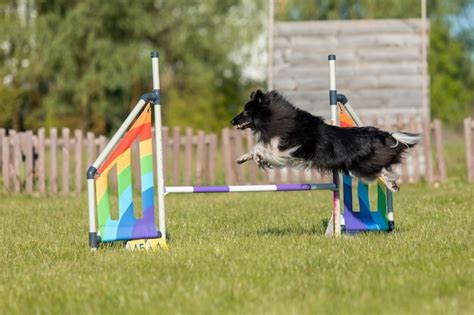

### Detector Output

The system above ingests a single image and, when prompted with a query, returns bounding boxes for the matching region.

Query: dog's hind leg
[380,168,400,192]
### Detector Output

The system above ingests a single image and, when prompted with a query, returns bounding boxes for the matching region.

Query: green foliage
[0,0,262,134]
[429,21,472,126]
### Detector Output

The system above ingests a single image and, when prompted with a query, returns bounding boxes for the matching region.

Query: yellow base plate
[126,238,168,252]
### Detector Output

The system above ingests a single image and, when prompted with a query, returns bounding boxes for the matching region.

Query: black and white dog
[230,90,421,192]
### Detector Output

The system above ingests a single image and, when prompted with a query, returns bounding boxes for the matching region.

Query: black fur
[230,90,419,181]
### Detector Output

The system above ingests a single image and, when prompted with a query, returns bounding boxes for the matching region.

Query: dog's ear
[254,89,264,103]
[250,90,256,100]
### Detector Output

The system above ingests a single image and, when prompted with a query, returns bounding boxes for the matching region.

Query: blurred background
[0,0,472,135]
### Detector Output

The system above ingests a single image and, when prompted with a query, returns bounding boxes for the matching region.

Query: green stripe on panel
[118,166,132,195]
[140,154,154,175]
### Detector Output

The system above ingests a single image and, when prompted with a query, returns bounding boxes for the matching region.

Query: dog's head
[230,89,267,131]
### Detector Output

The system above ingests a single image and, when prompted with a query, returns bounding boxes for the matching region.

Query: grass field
[1,142,473,315]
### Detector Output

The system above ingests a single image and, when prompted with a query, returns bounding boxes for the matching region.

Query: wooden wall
[272,19,429,121]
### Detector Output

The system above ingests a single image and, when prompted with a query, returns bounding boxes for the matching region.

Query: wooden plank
[233,130,245,184]
[465,118,473,182]
[25,131,33,193]
[98,136,107,152]
[86,132,95,166]
[97,135,109,186]
[172,127,180,185]
[184,128,193,185]
[74,129,83,195]
[397,116,409,183]
[245,129,257,184]
[433,119,446,182]
[422,119,434,183]
[409,119,420,183]
[37,128,46,194]
[273,168,281,183]
[207,134,217,184]
[274,63,423,77]
[50,128,58,193]
[2,130,10,192]
[382,117,400,180]
[274,19,426,36]
[195,130,205,185]
[276,75,424,91]
[274,33,422,50]
[282,48,421,66]
[287,167,294,183]
[62,128,70,194]
[222,128,235,185]
[12,131,20,193]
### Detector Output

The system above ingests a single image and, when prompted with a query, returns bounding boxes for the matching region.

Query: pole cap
[151,51,159,58]
[328,54,336,60]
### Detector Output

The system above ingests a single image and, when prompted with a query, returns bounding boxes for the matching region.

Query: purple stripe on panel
[193,186,230,193]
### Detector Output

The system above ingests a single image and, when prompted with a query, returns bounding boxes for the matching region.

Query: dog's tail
[390,132,422,148]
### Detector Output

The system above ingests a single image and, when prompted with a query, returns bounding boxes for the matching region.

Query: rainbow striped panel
[95,105,158,242]
[338,104,389,232]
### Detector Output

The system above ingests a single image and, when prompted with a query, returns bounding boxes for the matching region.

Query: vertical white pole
[151,52,166,240]
[421,0,429,120]
[87,177,98,250]
[329,54,341,237]
[267,0,274,91]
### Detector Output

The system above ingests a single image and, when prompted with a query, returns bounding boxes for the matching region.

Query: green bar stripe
[140,154,154,175]
[118,166,132,195]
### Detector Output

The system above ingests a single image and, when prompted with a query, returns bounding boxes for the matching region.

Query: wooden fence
[0,118,451,195]
[0,127,217,195]
[464,117,474,183]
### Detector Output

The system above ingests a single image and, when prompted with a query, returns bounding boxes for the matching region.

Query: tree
[0,0,263,133]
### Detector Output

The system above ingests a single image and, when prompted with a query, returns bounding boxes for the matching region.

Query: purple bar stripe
[194,186,230,193]
[276,184,312,191]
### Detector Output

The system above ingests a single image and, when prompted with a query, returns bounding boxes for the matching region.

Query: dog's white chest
[252,137,299,167]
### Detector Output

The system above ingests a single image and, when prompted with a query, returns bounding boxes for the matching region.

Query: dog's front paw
[236,153,252,164]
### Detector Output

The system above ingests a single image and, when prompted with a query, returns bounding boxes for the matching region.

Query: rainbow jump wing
[95,105,158,242]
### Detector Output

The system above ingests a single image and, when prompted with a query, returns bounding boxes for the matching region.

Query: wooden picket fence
[222,117,446,185]
[0,128,107,195]
[0,127,217,195]
[464,117,474,183]
[0,118,450,195]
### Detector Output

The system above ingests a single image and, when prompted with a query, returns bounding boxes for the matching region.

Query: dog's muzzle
[230,115,252,130]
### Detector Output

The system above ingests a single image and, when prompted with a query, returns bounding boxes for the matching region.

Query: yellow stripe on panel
[95,174,109,202]
[117,148,132,174]
[139,138,153,157]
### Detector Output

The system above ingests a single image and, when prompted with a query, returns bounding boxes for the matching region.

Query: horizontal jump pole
[165,183,337,194]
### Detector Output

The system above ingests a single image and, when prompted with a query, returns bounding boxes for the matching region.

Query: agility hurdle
[86,52,394,250]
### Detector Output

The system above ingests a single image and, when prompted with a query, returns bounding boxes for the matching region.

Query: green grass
[1,140,473,315]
